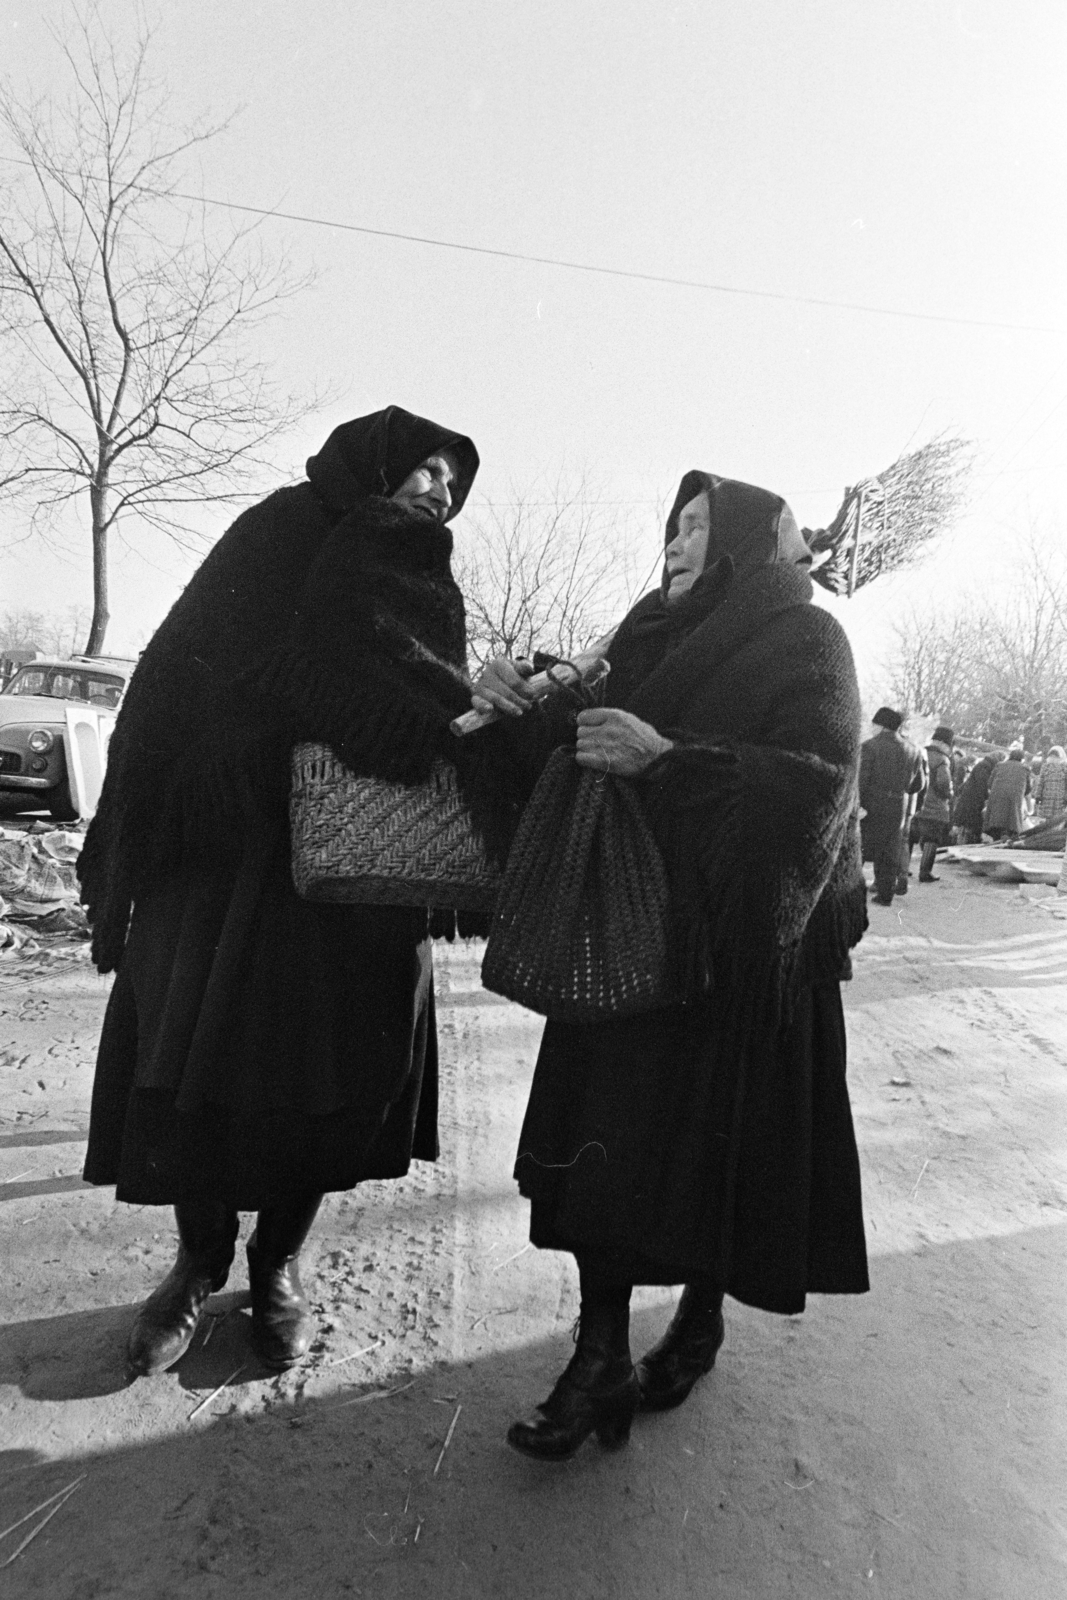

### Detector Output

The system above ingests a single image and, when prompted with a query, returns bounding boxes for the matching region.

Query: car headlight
[27,730,54,754]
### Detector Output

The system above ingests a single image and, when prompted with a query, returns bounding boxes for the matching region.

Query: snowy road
[0,867,1064,1598]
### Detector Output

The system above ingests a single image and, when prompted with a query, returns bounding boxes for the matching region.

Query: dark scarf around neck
[605,561,814,715]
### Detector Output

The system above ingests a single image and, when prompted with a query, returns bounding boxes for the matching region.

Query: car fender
[62,706,117,818]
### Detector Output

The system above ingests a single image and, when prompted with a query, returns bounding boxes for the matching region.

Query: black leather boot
[507,1296,638,1461]
[636,1282,725,1412]
[246,1194,322,1369]
[127,1202,239,1377]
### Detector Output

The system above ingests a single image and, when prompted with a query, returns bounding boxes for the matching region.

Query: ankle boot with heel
[507,1295,638,1460]
[636,1282,725,1412]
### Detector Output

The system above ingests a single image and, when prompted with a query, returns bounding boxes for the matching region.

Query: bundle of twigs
[806,434,973,596]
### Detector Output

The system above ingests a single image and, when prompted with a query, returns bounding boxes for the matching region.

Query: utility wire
[983,361,1067,467]
[166,188,1065,336]
[0,153,1060,335]
[473,468,1041,509]
[981,392,1067,497]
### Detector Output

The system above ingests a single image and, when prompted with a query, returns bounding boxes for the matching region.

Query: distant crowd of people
[859,707,1067,907]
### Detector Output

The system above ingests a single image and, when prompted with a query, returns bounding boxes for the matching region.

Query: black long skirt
[83,823,438,1209]
[515,983,868,1314]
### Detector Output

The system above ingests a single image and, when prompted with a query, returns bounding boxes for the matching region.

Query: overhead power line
[0,154,1060,335]
[170,189,1064,336]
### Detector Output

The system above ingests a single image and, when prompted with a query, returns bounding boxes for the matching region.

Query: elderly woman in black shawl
[472,471,869,1460]
[80,406,483,1376]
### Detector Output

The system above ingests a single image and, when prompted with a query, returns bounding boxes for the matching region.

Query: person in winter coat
[859,708,925,904]
[1033,746,1067,821]
[471,471,869,1461]
[984,745,1031,838]
[953,752,1000,843]
[950,747,969,797]
[907,725,955,882]
[79,407,491,1377]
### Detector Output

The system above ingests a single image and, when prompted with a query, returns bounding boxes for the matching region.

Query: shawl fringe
[79,486,500,973]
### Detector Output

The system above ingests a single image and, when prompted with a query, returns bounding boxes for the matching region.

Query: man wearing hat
[908,725,956,882]
[859,708,925,906]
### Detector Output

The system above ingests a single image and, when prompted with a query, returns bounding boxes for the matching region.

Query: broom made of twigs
[805,433,973,597]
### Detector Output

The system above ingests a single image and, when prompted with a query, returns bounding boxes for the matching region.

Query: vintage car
[0,655,136,820]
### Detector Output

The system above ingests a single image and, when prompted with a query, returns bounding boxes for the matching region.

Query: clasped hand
[574,708,672,776]
[469,657,671,777]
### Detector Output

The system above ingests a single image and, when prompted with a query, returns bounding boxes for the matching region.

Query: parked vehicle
[0,655,136,820]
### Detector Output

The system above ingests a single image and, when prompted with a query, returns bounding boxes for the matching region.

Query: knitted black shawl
[608,469,866,1031]
[491,475,866,1052]
[79,408,505,973]
[626,563,868,1021]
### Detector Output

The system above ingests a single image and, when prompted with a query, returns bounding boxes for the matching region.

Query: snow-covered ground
[1,865,1064,1598]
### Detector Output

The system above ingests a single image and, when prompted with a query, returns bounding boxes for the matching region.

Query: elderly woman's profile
[472,469,869,1460]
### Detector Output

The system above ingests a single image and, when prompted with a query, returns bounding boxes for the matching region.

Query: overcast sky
[2,0,1064,697]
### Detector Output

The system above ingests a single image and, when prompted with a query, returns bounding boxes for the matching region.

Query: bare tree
[0,602,93,657]
[887,606,990,733]
[886,524,1067,746]
[454,473,659,671]
[0,6,313,653]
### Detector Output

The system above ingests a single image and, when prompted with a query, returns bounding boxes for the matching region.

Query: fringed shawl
[79,482,507,973]
[621,562,867,1051]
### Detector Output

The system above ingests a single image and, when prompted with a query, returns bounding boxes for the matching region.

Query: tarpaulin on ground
[0,826,88,953]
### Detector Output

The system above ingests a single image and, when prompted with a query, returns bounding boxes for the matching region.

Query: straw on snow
[0,1477,85,1569]
[433,1403,463,1477]
[321,1379,416,1413]
[0,1475,86,1548]
[322,1338,382,1368]
[187,1364,246,1421]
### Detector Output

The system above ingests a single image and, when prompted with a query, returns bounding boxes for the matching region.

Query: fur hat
[932,725,954,745]
[872,706,904,732]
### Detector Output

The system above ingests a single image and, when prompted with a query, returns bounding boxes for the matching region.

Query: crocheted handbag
[481,746,678,1021]
[290,742,500,912]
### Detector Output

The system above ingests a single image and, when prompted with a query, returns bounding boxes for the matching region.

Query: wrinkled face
[776,505,812,566]
[664,493,711,601]
[391,452,459,522]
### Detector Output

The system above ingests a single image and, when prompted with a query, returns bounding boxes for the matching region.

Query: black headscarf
[606,471,810,703]
[306,406,480,519]
[660,471,810,604]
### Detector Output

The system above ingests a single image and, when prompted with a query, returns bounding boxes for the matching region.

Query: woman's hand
[470,656,536,718]
[575,708,673,776]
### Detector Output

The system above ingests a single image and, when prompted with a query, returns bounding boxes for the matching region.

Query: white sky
[1,0,1064,700]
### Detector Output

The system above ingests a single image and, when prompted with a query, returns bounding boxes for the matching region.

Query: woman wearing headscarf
[953,752,1000,844]
[1033,747,1067,822]
[983,745,1031,838]
[80,406,486,1377]
[907,724,955,883]
[472,471,869,1461]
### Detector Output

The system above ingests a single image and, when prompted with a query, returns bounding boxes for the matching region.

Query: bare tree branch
[0,3,318,651]
[883,523,1067,747]
[455,471,656,671]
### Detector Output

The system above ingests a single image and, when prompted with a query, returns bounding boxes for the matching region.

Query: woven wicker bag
[290,742,500,912]
[481,747,678,1021]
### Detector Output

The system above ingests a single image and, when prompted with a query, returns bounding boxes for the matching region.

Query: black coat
[953,756,997,833]
[82,410,486,1209]
[513,564,870,1312]
[859,728,924,858]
